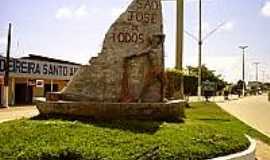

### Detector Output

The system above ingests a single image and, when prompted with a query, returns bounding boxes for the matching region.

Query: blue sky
[0,0,270,83]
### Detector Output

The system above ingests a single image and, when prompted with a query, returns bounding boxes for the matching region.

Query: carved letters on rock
[61,0,165,102]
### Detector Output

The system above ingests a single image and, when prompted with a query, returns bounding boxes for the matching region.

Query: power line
[202,21,227,41]
[184,30,198,41]
[184,21,228,42]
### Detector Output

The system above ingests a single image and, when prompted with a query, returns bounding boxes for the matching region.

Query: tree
[186,65,227,91]
[166,65,227,97]
[231,80,246,95]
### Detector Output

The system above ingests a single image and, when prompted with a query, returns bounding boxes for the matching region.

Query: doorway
[15,84,33,104]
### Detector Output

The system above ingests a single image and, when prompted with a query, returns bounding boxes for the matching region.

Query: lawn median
[0,102,264,160]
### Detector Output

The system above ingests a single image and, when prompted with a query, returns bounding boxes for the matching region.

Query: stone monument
[37,0,185,121]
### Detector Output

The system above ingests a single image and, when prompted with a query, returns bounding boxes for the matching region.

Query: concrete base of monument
[35,100,186,122]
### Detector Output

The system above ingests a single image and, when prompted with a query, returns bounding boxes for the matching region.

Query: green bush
[166,69,197,98]
[166,67,226,98]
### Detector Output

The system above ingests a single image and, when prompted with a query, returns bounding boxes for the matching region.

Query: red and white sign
[36,80,44,88]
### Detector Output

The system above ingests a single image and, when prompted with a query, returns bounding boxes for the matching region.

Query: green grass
[0,102,267,160]
[191,103,270,145]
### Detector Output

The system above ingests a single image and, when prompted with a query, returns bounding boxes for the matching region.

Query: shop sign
[0,57,80,79]
[203,81,217,92]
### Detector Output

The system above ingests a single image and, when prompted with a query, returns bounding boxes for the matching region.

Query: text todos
[111,0,160,44]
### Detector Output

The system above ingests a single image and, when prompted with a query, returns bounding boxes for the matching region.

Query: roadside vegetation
[166,66,227,98]
[1,102,268,160]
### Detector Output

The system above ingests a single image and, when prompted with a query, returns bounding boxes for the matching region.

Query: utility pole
[253,62,260,82]
[239,45,248,97]
[198,0,202,98]
[169,0,225,100]
[4,23,12,108]
[183,0,226,99]
[176,0,184,99]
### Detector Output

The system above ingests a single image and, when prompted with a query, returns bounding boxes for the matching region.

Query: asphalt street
[218,95,270,137]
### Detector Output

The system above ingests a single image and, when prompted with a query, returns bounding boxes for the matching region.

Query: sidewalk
[256,140,270,160]
[187,95,239,103]
[0,106,39,123]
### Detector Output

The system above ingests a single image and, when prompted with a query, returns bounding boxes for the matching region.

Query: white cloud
[261,1,270,17]
[205,56,242,83]
[55,5,89,20]
[75,5,88,18]
[56,7,73,19]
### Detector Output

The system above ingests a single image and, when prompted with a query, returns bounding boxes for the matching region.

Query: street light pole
[239,45,248,97]
[198,0,202,98]
[262,70,265,83]
[253,62,260,82]
[164,0,225,100]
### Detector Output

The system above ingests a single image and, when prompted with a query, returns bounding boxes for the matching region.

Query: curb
[209,135,256,160]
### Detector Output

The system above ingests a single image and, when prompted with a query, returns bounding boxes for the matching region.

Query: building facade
[0,54,80,106]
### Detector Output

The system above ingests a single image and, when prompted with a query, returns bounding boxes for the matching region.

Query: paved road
[218,95,270,160]
[218,95,270,137]
[0,106,39,123]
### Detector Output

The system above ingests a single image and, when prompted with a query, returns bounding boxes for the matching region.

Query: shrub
[166,69,197,99]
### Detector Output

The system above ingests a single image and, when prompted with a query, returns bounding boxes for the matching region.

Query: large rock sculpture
[61,0,165,102]
[37,0,186,121]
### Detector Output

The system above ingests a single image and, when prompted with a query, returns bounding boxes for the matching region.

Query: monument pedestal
[36,100,186,122]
